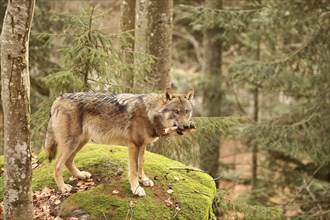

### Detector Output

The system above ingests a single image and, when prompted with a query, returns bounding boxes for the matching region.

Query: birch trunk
[0,0,35,219]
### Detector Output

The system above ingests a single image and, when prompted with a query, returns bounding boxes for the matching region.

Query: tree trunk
[0,0,6,155]
[146,0,173,89]
[135,0,173,90]
[251,48,260,191]
[120,0,136,88]
[0,0,35,219]
[199,0,222,187]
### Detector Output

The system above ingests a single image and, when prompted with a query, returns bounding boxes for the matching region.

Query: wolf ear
[185,89,194,101]
[165,88,173,101]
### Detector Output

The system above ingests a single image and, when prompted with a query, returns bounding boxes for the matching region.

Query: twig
[283,162,324,211]
[169,167,206,173]
[103,212,109,220]
[200,176,223,183]
[129,201,135,220]
[162,126,196,135]
[172,28,203,66]
[193,189,210,197]
[172,208,180,219]
[303,178,324,213]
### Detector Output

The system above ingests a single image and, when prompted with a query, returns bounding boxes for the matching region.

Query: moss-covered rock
[0,144,216,219]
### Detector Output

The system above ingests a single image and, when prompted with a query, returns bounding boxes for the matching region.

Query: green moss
[0,155,3,168]
[0,144,216,219]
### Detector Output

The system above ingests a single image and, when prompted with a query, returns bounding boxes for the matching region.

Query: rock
[0,144,216,220]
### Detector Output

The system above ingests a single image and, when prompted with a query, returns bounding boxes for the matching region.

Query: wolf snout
[183,125,190,129]
[177,124,190,130]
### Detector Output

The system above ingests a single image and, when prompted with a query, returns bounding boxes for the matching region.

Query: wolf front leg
[138,145,154,187]
[128,143,146,196]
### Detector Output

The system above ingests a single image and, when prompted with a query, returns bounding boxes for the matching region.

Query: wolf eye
[173,110,180,115]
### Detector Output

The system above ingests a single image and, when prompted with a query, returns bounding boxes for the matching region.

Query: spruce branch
[283,162,325,212]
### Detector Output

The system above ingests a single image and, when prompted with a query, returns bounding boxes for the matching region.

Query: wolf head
[158,88,194,131]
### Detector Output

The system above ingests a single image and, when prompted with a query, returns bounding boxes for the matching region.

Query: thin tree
[199,0,223,186]
[120,0,136,88]
[0,0,35,219]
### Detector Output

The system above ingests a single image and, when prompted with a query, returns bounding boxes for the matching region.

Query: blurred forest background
[0,0,329,219]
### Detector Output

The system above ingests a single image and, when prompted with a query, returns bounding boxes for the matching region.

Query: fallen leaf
[167,189,174,194]
[129,201,136,208]
[112,189,120,195]
[54,199,61,205]
[77,181,84,186]
[165,198,174,207]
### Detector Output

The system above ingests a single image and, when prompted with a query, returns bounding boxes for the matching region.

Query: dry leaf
[54,199,61,205]
[77,181,84,186]
[112,189,120,195]
[165,198,174,207]
[167,189,174,194]
[129,201,136,208]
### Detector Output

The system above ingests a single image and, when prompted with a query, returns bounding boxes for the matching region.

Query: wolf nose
[183,125,190,129]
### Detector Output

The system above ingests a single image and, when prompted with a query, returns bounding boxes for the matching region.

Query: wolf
[44,88,194,197]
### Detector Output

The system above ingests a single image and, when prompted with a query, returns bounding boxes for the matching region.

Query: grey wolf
[44,88,194,196]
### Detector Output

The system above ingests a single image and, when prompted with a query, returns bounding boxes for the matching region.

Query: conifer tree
[199,0,223,187]
[32,6,153,145]
[181,0,329,218]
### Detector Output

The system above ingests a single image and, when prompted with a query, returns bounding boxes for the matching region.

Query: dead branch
[161,126,196,135]
[172,28,203,66]
[169,167,206,173]
[283,163,324,212]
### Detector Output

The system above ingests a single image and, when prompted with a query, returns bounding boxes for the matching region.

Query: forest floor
[219,138,330,219]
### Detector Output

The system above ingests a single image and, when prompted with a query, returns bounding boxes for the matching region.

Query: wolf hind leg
[138,145,154,187]
[54,145,77,193]
[65,137,91,180]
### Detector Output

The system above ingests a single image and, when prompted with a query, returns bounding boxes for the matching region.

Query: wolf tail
[44,116,57,162]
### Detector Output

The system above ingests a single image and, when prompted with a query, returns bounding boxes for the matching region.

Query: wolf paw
[139,177,154,187]
[60,184,73,193]
[132,185,146,197]
[77,171,92,179]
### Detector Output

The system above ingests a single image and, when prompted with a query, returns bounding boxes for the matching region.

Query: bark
[251,46,260,190]
[135,0,173,90]
[199,0,222,187]
[251,0,261,190]
[120,0,136,87]
[0,0,6,155]
[134,0,148,54]
[146,0,173,89]
[0,0,35,219]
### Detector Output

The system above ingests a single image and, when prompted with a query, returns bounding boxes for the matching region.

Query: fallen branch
[161,124,196,135]
[103,213,109,220]
[169,167,206,173]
